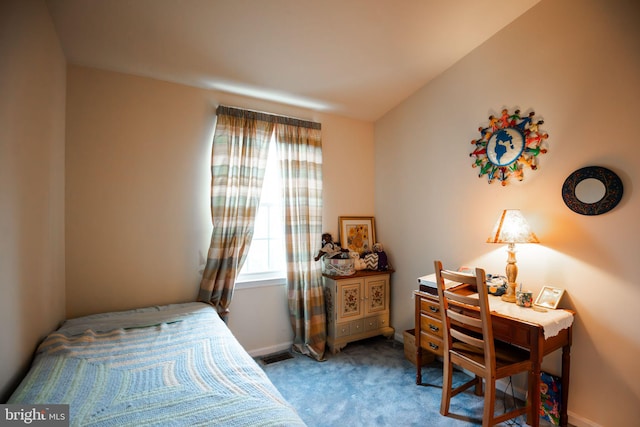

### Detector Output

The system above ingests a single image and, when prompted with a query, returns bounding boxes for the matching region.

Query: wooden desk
[414,288,573,427]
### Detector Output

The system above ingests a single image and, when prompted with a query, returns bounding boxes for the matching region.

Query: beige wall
[5,0,638,424]
[0,0,66,402]
[65,65,374,346]
[375,0,640,426]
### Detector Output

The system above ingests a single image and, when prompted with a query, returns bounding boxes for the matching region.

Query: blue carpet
[259,337,528,427]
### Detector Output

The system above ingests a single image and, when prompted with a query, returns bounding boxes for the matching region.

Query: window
[236,139,286,287]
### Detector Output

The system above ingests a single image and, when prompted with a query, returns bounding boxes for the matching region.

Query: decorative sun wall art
[469,108,549,186]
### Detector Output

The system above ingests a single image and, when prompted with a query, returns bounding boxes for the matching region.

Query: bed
[8,302,306,426]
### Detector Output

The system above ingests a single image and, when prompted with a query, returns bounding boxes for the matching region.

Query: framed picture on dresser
[534,286,565,310]
[338,216,376,254]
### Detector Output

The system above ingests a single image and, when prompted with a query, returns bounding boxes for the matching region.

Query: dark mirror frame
[561,166,623,215]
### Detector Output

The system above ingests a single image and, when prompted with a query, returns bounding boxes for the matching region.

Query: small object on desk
[487,274,507,296]
[533,306,548,312]
[534,285,565,310]
[516,290,533,307]
[417,273,458,296]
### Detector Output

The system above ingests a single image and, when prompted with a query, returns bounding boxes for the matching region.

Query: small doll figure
[373,243,389,271]
[350,252,367,270]
[314,233,339,261]
[314,233,349,261]
[488,115,500,131]
[500,108,511,128]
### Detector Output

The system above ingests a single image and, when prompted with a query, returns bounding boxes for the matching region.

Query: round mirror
[574,178,606,203]
[562,166,623,215]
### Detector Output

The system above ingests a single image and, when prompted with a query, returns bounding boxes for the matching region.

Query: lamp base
[501,292,516,303]
[502,243,518,303]
[501,281,517,303]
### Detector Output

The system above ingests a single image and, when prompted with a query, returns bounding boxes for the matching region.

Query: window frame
[235,137,286,289]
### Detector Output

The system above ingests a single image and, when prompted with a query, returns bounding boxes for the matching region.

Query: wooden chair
[434,260,532,426]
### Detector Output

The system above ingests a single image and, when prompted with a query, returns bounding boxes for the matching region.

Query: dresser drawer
[419,330,444,356]
[336,319,367,337]
[336,322,351,337]
[420,314,443,338]
[492,316,532,347]
[377,315,389,329]
[364,314,390,331]
[364,316,379,331]
[350,319,364,335]
[420,298,441,317]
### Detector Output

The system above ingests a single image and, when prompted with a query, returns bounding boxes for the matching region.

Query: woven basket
[322,257,355,276]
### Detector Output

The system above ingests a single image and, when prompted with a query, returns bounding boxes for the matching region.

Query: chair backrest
[434,260,495,372]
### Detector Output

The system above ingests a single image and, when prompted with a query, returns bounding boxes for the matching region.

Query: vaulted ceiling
[47,0,541,121]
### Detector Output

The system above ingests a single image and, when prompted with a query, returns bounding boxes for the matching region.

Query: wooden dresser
[323,270,394,353]
[414,288,444,358]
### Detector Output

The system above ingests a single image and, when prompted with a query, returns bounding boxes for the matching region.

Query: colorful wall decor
[470,109,549,185]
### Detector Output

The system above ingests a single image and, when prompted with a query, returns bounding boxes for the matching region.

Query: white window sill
[235,276,286,289]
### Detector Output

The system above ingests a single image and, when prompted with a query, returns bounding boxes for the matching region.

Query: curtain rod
[216,105,321,130]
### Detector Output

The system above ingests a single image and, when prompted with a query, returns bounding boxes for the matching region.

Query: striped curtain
[198,106,274,321]
[275,121,326,361]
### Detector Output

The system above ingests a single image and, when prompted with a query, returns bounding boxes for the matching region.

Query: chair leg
[440,358,453,416]
[482,378,496,427]
[474,375,483,396]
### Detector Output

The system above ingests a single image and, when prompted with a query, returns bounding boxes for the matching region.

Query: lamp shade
[487,209,539,244]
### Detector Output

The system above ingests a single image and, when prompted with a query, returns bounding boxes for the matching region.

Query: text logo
[1,405,69,426]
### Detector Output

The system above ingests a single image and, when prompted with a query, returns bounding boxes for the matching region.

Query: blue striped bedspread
[8,303,306,426]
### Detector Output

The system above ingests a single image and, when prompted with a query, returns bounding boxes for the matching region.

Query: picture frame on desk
[338,216,376,254]
[534,286,565,310]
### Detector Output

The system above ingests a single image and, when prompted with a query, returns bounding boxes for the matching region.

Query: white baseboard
[246,342,292,358]
[567,411,602,427]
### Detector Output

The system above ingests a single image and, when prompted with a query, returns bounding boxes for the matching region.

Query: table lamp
[487,209,539,302]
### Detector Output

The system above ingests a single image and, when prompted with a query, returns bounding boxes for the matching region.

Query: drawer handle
[429,324,439,332]
[429,342,439,350]
[429,306,439,313]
